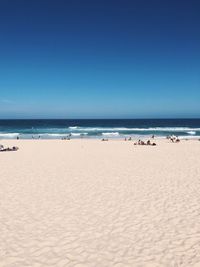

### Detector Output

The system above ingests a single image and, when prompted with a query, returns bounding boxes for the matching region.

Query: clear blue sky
[0,0,199,118]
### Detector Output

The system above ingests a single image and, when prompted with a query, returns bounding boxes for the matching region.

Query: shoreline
[1,135,200,142]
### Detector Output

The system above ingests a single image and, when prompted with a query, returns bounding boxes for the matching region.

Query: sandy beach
[0,139,200,267]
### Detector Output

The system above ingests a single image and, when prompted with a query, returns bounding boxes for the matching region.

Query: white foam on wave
[66,127,200,132]
[102,132,120,136]
[69,126,79,129]
[187,131,196,135]
[141,127,200,132]
[0,133,19,138]
[71,132,88,136]
[45,133,68,137]
[43,132,88,137]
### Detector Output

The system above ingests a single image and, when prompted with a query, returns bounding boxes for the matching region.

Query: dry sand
[0,139,200,267]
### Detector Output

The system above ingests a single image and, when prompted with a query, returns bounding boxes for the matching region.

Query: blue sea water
[0,119,200,139]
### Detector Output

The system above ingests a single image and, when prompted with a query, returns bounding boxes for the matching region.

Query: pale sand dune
[0,139,200,267]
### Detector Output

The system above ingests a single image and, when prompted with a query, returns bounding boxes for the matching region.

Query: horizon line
[0,118,200,120]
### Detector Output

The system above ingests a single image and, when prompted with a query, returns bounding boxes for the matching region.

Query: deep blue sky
[0,0,200,118]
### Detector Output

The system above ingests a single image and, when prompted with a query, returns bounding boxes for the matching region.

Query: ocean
[0,119,200,139]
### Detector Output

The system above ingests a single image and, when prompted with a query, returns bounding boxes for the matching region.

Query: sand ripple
[0,140,200,266]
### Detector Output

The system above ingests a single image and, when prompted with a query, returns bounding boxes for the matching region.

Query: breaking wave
[67,126,200,132]
[102,132,120,136]
[69,126,79,129]
[0,133,19,138]
[187,131,196,135]
[71,133,88,136]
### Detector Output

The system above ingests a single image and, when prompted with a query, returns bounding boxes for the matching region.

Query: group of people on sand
[32,135,41,139]
[0,144,19,152]
[61,133,72,140]
[124,137,132,141]
[134,139,157,146]
[167,135,180,143]
[101,136,157,145]
[124,134,156,146]
[61,136,71,140]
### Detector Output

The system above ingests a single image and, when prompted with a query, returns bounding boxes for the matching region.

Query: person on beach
[0,145,19,152]
[134,139,156,146]
[169,135,180,143]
